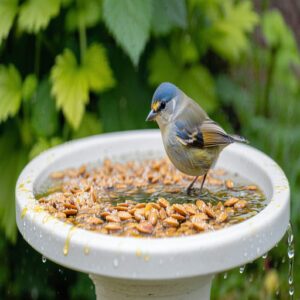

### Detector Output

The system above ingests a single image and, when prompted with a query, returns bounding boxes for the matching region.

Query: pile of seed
[36,158,265,238]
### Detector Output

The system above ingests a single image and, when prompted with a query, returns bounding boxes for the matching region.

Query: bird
[146,82,248,195]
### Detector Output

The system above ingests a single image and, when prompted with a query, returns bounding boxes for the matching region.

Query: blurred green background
[0,0,299,299]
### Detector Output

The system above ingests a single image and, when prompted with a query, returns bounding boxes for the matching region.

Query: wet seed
[163,217,179,227]
[224,197,239,207]
[234,200,247,209]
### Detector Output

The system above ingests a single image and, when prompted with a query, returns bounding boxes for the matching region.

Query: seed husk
[204,206,215,218]
[63,209,77,216]
[224,197,239,207]
[106,214,120,223]
[234,200,247,209]
[136,222,153,234]
[105,223,122,231]
[173,204,187,216]
[225,179,234,189]
[118,211,133,221]
[171,213,186,221]
[196,200,206,211]
[216,212,228,223]
[134,208,145,221]
[163,217,179,227]
[157,197,170,208]
[192,221,206,231]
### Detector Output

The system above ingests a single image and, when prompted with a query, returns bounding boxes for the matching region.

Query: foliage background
[0,0,299,299]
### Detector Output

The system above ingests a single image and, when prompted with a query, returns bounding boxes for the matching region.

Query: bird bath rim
[16,129,290,281]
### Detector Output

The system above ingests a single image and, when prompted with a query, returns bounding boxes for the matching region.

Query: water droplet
[276,290,279,296]
[282,256,286,264]
[262,253,268,259]
[223,273,228,279]
[289,286,294,296]
[287,222,294,300]
[42,256,47,263]
[113,258,119,267]
[288,246,294,259]
[239,265,246,274]
[248,273,253,283]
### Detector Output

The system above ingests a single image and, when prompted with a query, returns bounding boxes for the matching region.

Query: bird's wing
[175,119,232,148]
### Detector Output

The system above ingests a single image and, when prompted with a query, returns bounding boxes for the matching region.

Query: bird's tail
[228,134,249,144]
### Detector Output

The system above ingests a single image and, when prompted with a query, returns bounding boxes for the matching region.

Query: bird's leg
[199,173,208,193]
[186,176,199,195]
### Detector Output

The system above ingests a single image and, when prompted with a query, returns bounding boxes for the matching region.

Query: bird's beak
[146,110,157,121]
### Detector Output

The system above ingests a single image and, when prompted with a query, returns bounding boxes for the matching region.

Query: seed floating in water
[34,158,267,238]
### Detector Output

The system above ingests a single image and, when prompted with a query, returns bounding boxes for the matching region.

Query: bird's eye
[160,102,166,110]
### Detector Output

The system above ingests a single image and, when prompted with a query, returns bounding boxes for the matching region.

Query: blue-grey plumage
[146,82,249,194]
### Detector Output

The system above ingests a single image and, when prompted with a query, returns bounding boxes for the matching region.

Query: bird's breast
[162,129,222,176]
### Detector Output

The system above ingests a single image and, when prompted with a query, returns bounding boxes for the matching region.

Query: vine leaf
[103,0,152,66]
[51,43,115,129]
[51,49,89,129]
[148,47,180,85]
[72,112,102,139]
[22,74,38,102]
[65,0,102,32]
[0,65,23,123]
[83,43,115,92]
[208,0,259,62]
[18,0,60,33]
[151,0,187,36]
[0,0,18,44]
[32,79,59,138]
[0,130,27,243]
[29,137,62,160]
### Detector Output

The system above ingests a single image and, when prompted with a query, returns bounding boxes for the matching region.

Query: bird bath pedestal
[16,130,290,300]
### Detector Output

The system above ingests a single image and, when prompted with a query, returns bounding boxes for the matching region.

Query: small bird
[146,82,248,194]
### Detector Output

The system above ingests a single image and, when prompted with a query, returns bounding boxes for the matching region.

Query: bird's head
[146,82,180,124]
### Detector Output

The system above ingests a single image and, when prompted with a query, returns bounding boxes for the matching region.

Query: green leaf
[18,0,60,33]
[148,47,181,85]
[0,0,18,44]
[51,49,89,129]
[178,65,217,113]
[72,112,102,139]
[22,74,38,102]
[103,0,152,66]
[262,10,286,48]
[0,130,27,242]
[262,11,300,94]
[208,0,259,62]
[32,79,59,137]
[51,44,115,129]
[83,43,115,92]
[29,137,62,160]
[151,0,187,36]
[65,0,102,31]
[0,65,23,123]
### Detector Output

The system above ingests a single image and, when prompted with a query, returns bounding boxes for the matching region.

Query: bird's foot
[186,186,193,195]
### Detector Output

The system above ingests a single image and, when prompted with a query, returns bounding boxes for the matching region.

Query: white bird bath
[16,130,290,300]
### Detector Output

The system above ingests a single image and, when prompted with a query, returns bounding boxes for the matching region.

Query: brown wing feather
[201,120,232,147]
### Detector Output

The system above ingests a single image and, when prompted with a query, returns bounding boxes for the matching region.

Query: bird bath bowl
[16,130,290,300]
